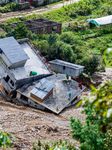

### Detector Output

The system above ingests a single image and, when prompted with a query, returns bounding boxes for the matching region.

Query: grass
[2,0,112,69]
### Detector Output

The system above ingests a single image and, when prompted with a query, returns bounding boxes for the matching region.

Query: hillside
[0,0,112,149]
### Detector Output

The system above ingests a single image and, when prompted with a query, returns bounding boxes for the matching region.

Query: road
[0,0,80,22]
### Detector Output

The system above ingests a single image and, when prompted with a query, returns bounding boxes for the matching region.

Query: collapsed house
[9,18,62,34]
[0,37,85,114]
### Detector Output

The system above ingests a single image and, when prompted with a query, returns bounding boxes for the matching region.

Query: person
[79,82,82,89]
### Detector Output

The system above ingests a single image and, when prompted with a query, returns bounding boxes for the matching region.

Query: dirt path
[0,0,80,22]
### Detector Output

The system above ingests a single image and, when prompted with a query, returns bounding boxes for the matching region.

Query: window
[20,94,28,102]
[4,88,8,95]
[52,26,57,31]
[5,75,10,82]
[0,48,2,53]
[10,80,14,87]
[63,66,65,70]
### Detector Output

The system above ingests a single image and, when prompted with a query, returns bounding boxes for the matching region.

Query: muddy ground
[0,68,112,150]
[0,98,85,150]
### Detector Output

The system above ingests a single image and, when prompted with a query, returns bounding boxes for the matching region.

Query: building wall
[0,52,27,69]
[0,67,17,92]
[9,60,27,69]
[0,53,12,68]
[17,92,45,110]
[50,64,84,77]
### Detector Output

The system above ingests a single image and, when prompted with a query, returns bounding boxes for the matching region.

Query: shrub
[70,103,106,150]
[32,139,76,150]
[0,2,30,13]
[36,40,49,55]
[7,23,28,39]
[60,32,75,44]
[81,55,99,75]
[0,131,16,149]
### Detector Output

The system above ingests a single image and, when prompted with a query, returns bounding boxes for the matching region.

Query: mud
[0,68,112,149]
[0,97,83,149]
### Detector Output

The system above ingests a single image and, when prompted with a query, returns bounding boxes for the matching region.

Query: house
[16,74,86,114]
[0,37,52,94]
[49,59,84,77]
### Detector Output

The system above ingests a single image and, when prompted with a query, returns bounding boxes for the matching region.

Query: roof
[49,59,84,69]
[30,78,55,99]
[86,15,112,26]
[0,37,29,64]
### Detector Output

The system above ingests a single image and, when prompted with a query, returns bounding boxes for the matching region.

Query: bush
[7,23,28,39]
[35,40,49,55]
[70,103,106,150]
[60,32,75,44]
[32,139,76,150]
[0,131,16,149]
[0,2,30,13]
[81,55,99,75]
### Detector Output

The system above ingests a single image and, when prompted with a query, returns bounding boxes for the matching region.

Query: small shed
[86,15,112,26]
[30,78,55,102]
[49,59,84,77]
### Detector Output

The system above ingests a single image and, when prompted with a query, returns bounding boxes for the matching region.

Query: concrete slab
[17,74,86,114]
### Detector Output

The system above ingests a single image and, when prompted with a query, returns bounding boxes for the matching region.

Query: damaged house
[9,18,62,34]
[0,37,85,114]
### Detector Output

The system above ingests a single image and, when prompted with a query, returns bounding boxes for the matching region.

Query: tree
[70,80,112,150]
[7,23,28,39]
[85,81,112,132]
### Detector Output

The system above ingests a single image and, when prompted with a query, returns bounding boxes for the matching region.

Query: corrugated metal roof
[0,37,29,64]
[49,59,84,69]
[86,15,112,26]
[30,78,55,99]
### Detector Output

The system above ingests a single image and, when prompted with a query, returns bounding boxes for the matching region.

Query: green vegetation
[72,80,112,150]
[2,0,112,75]
[0,2,30,13]
[32,139,76,150]
[0,1,112,149]
[0,131,16,149]
[70,104,106,150]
